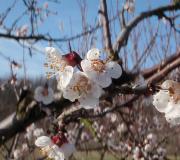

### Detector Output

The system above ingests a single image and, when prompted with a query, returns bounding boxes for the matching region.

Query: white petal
[42,96,54,105]
[34,87,43,102]
[62,72,82,101]
[49,145,65,160]
[165,116,180,126]
[165,101,180,116]
[81,59,93,72]
[97,72,112,88]
[45,47,62,58]
[162,80,180,95]
[106,61,122,79]
[63,87,79,102]
[153,90,171,113]
[58,66,74,90]
[35,136,52,147]
[90,82,103,98]
[82,60,112,87]
[86,48,100,60]
[161,80,174,89]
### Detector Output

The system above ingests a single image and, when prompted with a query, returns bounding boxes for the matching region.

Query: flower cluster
[35,134,75,160]
[153,80,180,125]
[131,133,167,160]
[44,47,122,109]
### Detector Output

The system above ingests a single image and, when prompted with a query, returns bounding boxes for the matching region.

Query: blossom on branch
[35,135,75,160]
[81,48,122,88]
[44,47,82,89]
[62,71,103,109]
[153,80,180,125]
[34,84,54,105]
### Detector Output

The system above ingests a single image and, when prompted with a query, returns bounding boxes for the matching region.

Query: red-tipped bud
[51,133,68,147]
[63,51,82,67]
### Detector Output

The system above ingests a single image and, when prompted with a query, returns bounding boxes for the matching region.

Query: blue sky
[0,0,174,79]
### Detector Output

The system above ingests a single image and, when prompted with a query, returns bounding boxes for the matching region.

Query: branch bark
[0,49,180,145]
[113,3,180,57]
[99,0,114,57]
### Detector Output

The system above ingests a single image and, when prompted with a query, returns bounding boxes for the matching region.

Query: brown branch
[99,0,114,56]
[113,3,180,57]
[0,99,71,145]
[147,54,180,84]
[141,48,180,78]
[0,49,180,145]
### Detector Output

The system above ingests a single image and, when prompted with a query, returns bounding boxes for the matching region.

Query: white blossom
[62,71,103,109]
[81,48,122,88]
[49,145,65,160]
[35,136,52,147]
[45,47,74,89]
[35,136,75,160]
[153,80,180,125]
[34,85,54,105]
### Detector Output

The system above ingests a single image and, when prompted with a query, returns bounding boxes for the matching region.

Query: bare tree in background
[0,0,180,159]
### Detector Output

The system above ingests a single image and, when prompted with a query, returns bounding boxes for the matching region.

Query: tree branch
[99,0,114,57]
[0,49,180,145]
[141,48,180,78]
[113,3,180,57]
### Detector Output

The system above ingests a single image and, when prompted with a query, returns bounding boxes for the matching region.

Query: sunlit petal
[86,48,100,60]
[106,61,122,79]
[35,136,52,147]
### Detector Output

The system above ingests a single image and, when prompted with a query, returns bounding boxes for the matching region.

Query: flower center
[72,76,91,95]
[168,86,180,103]
[40,146,51,155]
[91,60,105,72]
[44,52,67,79]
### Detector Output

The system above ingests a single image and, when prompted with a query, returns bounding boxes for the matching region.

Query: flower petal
[86,48,100,60]
[81,59,93,72]
[35,136,52,147]
[153,90,171,113]
[62,72,83,101]
[45,47,62,58]
[106,61,122,79]
[34,87,43,102]
[97,72,112,88]
[57,66,74,90]
[90,82,103,98]
[49,145,65,160]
